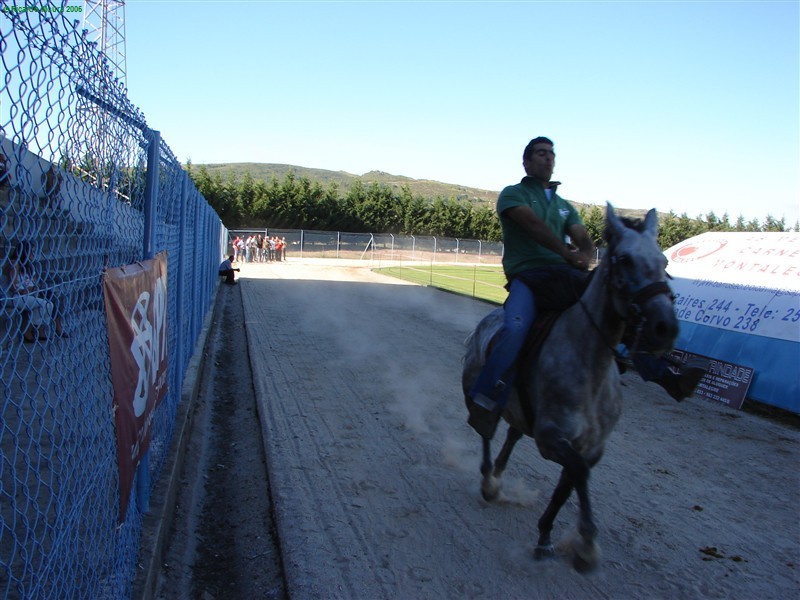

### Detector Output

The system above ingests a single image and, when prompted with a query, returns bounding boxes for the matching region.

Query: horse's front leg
[535,426,598,573]
[480,437,493,479]
[534,469,573,560]
[481,426,522,502]
[571,475,599,573]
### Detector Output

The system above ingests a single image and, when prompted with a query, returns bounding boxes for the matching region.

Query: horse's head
[603,203,678,355]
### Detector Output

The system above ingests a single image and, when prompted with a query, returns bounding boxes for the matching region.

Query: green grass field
[374,264,508,304]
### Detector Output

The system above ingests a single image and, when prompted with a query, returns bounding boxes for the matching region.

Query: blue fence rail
[1,6,225,598]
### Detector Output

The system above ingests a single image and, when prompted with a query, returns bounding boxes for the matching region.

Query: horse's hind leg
[481,426,523,502]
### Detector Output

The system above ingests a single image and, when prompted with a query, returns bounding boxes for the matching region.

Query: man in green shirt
[468,137,706,438]
[467,137,593,437]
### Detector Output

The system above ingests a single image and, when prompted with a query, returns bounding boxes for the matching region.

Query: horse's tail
[462,329,477,362]
[462,308,504,366]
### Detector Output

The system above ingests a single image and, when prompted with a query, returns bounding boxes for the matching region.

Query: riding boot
[615,355,635,374]
[653,357,709,402]
[467,383,506,439]
[468,401,502,439]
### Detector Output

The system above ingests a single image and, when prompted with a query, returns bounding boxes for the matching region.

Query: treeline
[579,204,796,250]
[187,163,797,248]
[187,164,502,241]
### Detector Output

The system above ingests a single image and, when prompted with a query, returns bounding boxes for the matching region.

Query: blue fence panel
[1,6,225,598]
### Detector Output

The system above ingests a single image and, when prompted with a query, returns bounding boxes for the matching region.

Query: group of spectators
[231,234,287,263]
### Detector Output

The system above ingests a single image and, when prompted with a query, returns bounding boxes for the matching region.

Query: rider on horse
[467,137,706,439]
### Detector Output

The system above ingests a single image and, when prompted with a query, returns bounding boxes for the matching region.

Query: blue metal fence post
[189,199,197,341]
[137,128,161,514]
[189,195,200,343]
[202,204,209,332]
[142,129,160,262]
[175,172,188,386]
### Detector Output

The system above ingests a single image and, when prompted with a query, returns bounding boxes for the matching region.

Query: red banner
[103,253,169,522]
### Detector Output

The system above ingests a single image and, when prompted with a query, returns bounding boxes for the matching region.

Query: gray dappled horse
[462,203,678,573]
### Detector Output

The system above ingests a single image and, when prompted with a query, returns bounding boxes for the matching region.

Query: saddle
[493,267,593,428]
[514,266,593,364]
[517,312,565,427]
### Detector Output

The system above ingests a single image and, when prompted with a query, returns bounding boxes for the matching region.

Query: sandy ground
[158,257,799,599]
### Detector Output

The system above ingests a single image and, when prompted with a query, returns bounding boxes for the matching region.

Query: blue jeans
[470,278,536,408]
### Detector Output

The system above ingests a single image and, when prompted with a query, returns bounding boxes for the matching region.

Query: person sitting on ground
[0,153,10,188]
[4,245,62,342]
[18,241,67,337]
[42,164,63,208]
[219,255,240,285]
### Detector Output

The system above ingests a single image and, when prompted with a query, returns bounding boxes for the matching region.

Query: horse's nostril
[652,319,678,343]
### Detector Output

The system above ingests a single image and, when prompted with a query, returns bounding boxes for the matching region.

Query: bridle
[578,240,674,357]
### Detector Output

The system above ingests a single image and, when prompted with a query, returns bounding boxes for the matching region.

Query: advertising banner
[667,233,800,343]
[670,349,753,410]
[103,253,169,521]
[663,233,800,413]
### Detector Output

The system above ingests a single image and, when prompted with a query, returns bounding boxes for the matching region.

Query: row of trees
[187,163,796,250]
[578,204,794,250]
[188,164,502,240]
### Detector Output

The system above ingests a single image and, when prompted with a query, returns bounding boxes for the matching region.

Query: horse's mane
[618,216,647,232]
[602,214,648,248]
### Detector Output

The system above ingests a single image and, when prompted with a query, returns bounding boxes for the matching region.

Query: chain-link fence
[228,228,505,264]
[1,6,225,598]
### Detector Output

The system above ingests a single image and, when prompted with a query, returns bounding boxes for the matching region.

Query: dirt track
[158,258,799,599]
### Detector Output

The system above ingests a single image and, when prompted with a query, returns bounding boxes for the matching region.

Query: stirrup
[468,403,501,439]
[615,355,635,374]
[472,392,498,411]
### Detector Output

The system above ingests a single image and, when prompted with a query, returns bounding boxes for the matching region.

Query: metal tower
[82,0,127,86]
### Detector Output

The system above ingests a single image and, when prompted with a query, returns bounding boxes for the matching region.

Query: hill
[189,162,651,219]
[192,163,496,205]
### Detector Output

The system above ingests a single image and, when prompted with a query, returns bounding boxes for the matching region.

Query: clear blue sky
[123,0,799,224]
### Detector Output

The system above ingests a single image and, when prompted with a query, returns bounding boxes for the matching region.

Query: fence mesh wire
[1,6,224,598]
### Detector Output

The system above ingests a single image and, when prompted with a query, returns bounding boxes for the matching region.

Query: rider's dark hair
[523,137,554,160]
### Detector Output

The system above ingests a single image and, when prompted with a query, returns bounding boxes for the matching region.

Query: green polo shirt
[497,177,583,278]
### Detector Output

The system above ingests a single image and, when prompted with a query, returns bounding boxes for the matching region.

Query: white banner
[666,232,800,290]
[666,233,800,343]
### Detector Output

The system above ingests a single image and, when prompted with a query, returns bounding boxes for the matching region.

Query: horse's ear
[604,202,625,244]
[644,208,659,236]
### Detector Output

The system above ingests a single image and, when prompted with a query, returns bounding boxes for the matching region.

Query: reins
[575,276,624,359]
[575,251,674,359]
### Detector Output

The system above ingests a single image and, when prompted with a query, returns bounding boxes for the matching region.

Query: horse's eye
[617,254,632,266]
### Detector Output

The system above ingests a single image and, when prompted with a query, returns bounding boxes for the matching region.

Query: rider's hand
[565,249,590,270]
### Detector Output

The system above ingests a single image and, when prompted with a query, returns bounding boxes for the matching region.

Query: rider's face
[523,143,555,185]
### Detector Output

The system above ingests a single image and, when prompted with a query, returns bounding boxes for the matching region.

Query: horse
[461,203,678,573]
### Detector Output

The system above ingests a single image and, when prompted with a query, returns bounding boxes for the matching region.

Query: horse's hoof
[533,544,555,560]
[480,476,500,502]
[571,538,599,574]
[572,553,597,574]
